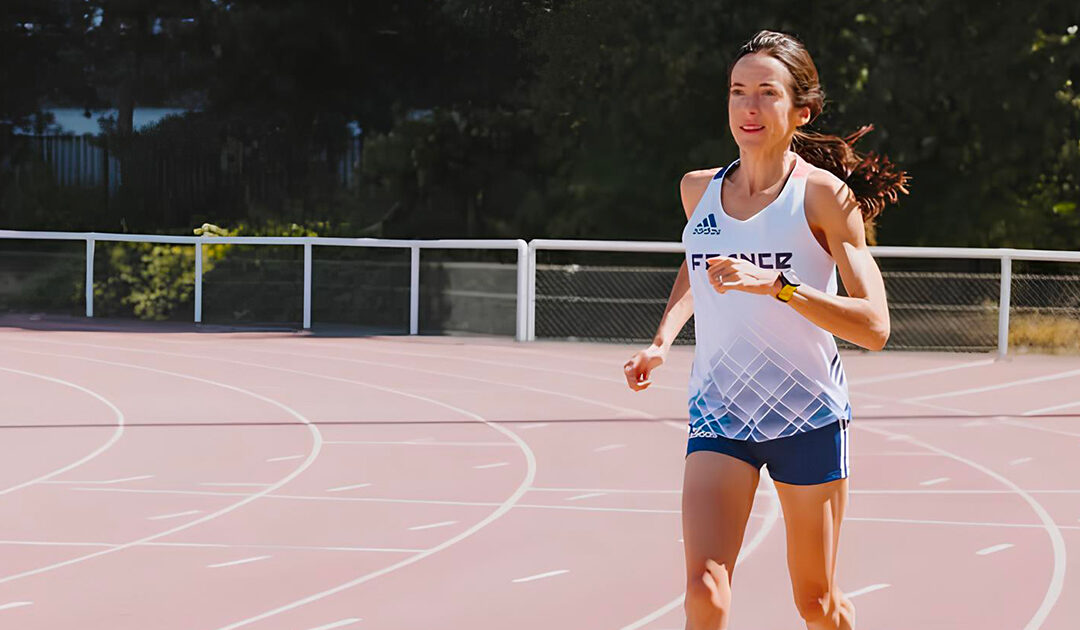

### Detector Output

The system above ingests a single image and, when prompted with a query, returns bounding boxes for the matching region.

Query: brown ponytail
[734,31,910,228]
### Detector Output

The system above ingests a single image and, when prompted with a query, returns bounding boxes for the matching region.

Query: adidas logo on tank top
[680,154,851,442]
[692,213,721,235]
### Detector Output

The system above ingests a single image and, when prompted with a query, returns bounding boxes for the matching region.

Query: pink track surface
[0,315,1078,629]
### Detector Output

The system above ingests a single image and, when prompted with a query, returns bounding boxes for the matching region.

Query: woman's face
[728,52,810,153]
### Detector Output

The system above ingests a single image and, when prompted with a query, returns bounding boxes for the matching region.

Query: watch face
[782,271,801,286]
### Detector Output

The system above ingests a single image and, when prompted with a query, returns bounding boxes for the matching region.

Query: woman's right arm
[652,261,694,352]
[623,169,716,391]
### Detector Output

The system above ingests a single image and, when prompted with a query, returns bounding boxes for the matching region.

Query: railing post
[515,240,528,341]
[997,255,1012,359]
[194,240,203,324]
[85,237,95,318]
[526,242,537,341]
[303,241,312,330]
[410,245,420,335]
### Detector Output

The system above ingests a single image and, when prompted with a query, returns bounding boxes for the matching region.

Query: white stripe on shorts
[838,423,846,477]
[839,423,848,477]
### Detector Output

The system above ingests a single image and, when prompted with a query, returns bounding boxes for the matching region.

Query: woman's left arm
[787,173,890,350]
[705,172,890,350]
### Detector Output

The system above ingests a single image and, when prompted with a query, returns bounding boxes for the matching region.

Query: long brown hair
[732,30,909,231]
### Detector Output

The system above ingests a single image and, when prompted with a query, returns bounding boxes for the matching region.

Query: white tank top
[681,153,851,442]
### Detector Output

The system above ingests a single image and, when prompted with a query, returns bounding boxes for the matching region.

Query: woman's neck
[734,145,795,196]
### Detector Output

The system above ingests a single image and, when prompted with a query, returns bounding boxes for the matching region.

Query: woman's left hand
[706,256,781,296]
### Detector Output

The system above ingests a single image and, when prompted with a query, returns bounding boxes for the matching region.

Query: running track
[0,316,1078,629]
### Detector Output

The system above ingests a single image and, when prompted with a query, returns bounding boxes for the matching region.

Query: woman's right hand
[623,345,666,392]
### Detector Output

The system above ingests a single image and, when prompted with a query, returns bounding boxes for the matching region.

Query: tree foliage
[1,0,1079,248]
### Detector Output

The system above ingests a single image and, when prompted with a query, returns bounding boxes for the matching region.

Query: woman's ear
[797,105,812,127]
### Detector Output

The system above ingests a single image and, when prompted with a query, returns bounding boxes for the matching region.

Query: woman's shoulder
[679,167,725,218]
[804,163,846,193]
[804,165,859,227]
[681,166,725,186]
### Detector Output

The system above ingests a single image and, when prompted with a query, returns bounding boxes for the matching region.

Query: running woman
[623,31,908,630]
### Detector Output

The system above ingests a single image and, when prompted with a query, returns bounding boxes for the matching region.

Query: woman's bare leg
[774,477,855,630]
[682,451,760,630]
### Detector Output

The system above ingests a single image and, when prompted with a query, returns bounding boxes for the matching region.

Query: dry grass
[1009,314,1080,354]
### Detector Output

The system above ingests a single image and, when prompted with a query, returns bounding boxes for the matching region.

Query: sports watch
[775,271,801,303]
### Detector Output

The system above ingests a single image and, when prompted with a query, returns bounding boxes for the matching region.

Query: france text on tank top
[681,153,851,442]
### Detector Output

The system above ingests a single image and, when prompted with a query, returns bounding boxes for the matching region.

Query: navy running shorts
[686,418,850,486]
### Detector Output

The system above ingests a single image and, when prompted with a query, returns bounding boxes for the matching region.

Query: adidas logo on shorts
[692,213,721,235]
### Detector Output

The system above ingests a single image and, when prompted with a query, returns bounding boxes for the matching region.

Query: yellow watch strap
[776,283,798,302]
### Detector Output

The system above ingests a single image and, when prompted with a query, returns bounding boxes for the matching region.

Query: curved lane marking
[0,366,125,496]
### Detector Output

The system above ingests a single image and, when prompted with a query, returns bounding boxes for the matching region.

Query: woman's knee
[684,561,732,630]
[792,587,854,628]
[793,591,829,624]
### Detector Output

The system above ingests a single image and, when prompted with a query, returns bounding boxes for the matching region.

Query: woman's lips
[740,124,764,133]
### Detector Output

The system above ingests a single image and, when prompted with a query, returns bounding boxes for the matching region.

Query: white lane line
[0,367,125,497]
[912,368,1080,402]
[325,440,514,447]
[407,520,458,531]
[919,477,950,486]
[1000,419,1080,439]
[0,347,324,588]
[530,487,679,494]
[855,390,972,417]
[228,344,651,423]
[844,517,1075,530]
[200,482,273,487]
[512,569,569,583]
[858,424,1066,630]
[566,492,607,501]
[0,539,426,552]
[886,434,911,441]
[0,601,32,612]
[847,584,890,599]
[267,455,305,462]
[73,483,1080,518]
[851,359,994,385]
[129,335,660,428]
[1023,400,1080,416]
[474,462,509,469]
[976,543,1014,556]
[850,489,1080,495]
[147,510,202,521]
[1010,457,1034,465]
[307,620,362,630]
[41,474,153,485]
[326,483,372,493]
[72,486,686,515]
[593,443,626,452]
[857,451,942,456]
[208,555,272,569]
[963,420,989,427]
[283,338,648,390]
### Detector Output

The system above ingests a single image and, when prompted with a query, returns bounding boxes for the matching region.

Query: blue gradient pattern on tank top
[687,333,851,442]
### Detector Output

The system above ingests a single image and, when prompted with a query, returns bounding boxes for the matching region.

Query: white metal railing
[527,240,1080,357]
[2,230,1079,356]
[0,230,529,341]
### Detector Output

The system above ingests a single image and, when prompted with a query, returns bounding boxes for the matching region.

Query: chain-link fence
[3,232,1078,354]
[531,246,1080,354]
